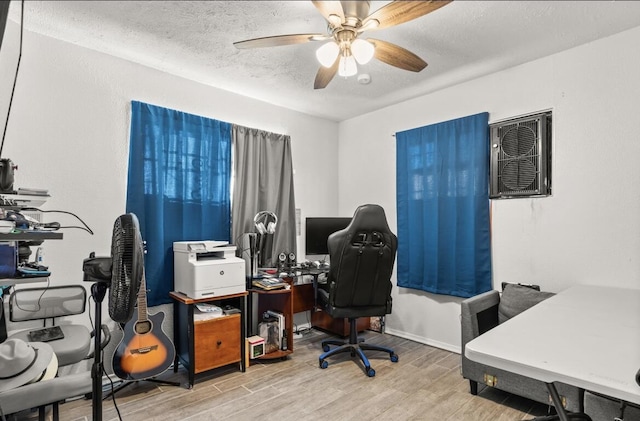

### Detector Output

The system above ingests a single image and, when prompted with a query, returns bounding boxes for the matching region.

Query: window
[396,112,492,298]
[127,101,232,306]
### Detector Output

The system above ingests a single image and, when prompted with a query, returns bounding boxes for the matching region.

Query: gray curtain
[232,125,296,267]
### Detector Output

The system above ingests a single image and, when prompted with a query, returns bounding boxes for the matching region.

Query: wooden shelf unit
[170,291,247,388]
[248,284,294,361]
[0,231,63,241]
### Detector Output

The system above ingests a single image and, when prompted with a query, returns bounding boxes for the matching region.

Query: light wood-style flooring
[16,329,551,421]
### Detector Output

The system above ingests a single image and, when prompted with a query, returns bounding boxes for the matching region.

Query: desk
[465,285,640,420]
[250,268,370,338]
[248,268,328,344]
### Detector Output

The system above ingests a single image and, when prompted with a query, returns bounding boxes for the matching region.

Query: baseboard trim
[384,328,461,355]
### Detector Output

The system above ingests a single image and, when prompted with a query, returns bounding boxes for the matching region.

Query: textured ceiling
[8,1,640,121]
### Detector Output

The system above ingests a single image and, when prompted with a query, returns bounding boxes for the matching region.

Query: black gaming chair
[317,204,399,377]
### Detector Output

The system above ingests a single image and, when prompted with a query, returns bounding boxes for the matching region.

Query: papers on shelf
[194,303,223,321]
[195,303,222,313]
[0,193,49,209]
[17,188,49,196]
[252,278,287,290]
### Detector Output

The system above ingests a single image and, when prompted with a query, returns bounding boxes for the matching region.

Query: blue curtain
[396,112,492,298]
[127,101,232,306]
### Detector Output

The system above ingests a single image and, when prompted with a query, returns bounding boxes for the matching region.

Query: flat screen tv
[305,217,352,256]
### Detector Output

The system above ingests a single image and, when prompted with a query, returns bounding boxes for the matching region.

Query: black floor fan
[82,213,145,421]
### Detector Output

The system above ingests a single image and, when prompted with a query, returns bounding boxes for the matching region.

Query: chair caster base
[318,320,397,377]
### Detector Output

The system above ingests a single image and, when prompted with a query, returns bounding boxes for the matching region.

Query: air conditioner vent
[502,125,536,157]
[490,112,551,199]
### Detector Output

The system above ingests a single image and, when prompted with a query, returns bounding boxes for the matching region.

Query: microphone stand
[83,253,113,421]
[90,281,108,421]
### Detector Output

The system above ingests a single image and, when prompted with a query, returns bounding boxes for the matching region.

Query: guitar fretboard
[137,272,149,323]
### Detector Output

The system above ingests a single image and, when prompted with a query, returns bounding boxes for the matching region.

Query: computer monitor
[305,217,352,256]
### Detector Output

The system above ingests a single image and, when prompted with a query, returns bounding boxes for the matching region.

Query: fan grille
[501,126,536,157]
[497,119,540,194]
[502,160,536,190]
[109,214,144,323]
[490,112,551,198]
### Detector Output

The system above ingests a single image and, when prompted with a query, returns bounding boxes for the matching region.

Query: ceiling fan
[233,1,452,89]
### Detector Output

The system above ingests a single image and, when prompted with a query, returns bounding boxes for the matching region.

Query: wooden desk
[292,282,315,313]
[292,281,370,337]
[170,291,247,388]
[465,285,640,420]
[248,269,371,362]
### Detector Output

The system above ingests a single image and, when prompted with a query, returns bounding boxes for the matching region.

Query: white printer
[173,241,245,299]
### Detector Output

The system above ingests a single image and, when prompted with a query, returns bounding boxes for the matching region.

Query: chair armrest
[461,290,500,347]
[99,323,111,350]
[87,324,111,359]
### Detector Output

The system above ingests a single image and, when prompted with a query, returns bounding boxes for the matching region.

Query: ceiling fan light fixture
[338,55,357,77]
[328,14,342,28]
[360,19,380,32]
[234,0,452,89]
[351,39,375,65]
[316,41,340,68]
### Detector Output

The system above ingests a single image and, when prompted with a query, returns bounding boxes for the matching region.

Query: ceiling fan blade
[314,58,339,89]
[362,0,452,31]
[370,39,427,72]
[312,1,345,26]
[234,33,329,49]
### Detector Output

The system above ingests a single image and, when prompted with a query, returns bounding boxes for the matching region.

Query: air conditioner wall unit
[490,111,552,199]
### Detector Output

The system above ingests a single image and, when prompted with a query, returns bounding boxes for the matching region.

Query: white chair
[7,285,92,367]
[0,285,111,420]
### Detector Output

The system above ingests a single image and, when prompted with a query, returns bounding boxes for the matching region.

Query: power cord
[0,0,24,158]
[234,233,254,260]
[88,292,123,421]
[103,365,123,421]
[21,208,94,234]
[12,278,50,313]
[293,310,313,336]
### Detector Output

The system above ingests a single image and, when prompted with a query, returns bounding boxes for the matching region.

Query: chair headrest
[343,204,392,235]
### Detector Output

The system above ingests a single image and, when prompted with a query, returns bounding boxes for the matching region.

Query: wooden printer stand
[170,291,247,388]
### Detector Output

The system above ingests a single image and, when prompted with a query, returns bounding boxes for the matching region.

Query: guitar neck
[137,274,148,321]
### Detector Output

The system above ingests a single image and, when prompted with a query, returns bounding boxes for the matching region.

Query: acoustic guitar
[112,274,175,381]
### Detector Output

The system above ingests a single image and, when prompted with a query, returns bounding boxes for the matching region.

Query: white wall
[0,24,338,326]
[3,20,639,354]
[337,26,640,352]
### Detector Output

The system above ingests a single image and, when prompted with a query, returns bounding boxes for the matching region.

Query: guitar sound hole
[135,320,152,334]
